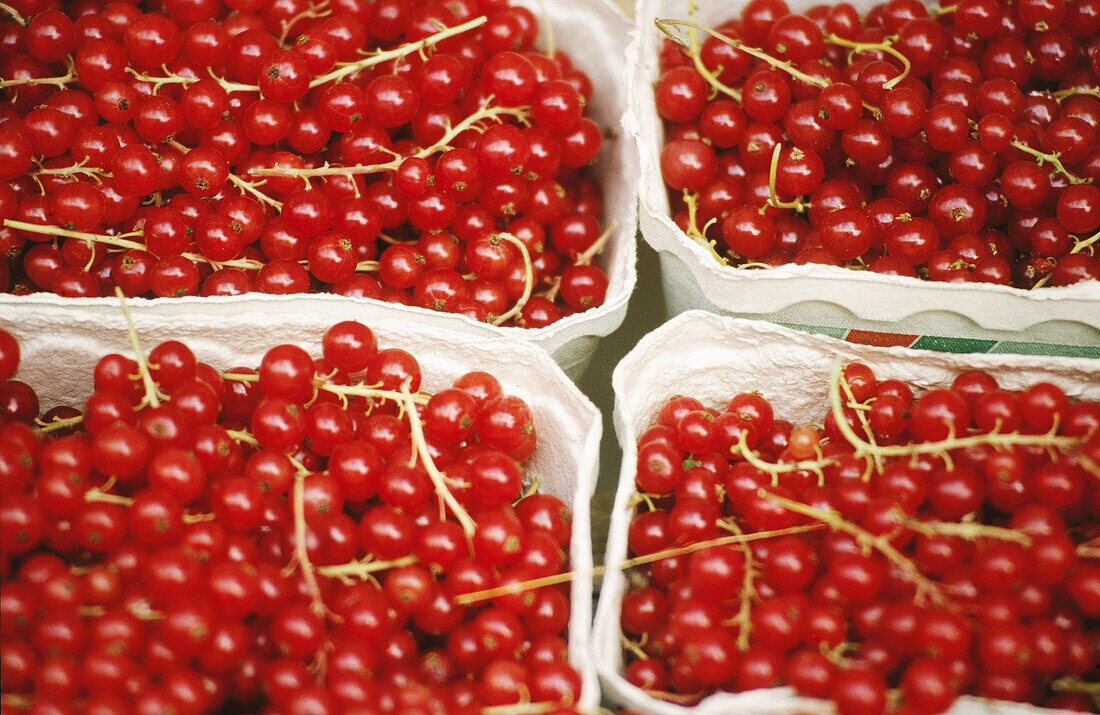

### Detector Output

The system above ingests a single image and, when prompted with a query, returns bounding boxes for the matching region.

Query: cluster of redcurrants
[0,323,584,714]
[620,364,1100,713]
[658,0,1100,287]
[0,0,610,327]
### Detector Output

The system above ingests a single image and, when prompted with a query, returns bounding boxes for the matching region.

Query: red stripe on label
[845,330,918,348]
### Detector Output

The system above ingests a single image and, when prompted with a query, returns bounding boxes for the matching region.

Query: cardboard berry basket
[0,0,637,381]
[0,297,603,711]
[629,0,1100,353]
[593,310,1100,715]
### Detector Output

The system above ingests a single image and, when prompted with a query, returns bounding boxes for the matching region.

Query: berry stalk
[733,428,836,486]
[308,16,489,89]
[756,487,950,607]
[116,288,164,408]
[902,517,1033,545]
[454,523,824,605]
[315,554,418,585]
[827,359,1084,464]
[247,102,531,181]
[491,232,534,326]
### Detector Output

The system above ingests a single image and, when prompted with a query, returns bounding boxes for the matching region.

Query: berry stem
[31,158,106,181]
[681,2,742,103]
[490,232,534,326]
[125,65,259,95]
[627,491,658,511]
[519,474,541,500]
[756,487,950,607]
[225,427,261,447]
[278,0,331,45]
[115,288,163,408]
[656,18,829,92]
[316,554,417,585]
[0,70,75,90]
[657,18,880,116]
[836,369,885,476]
[1050,677,1100,699]
[309,16,488,89]
[229,172,283,209]
[315,381,430,407]
[575,220,618,266]
[167,139,284,209]
[453,523,824,605]
[681,189,729,265]
[821,32,911,89]
[79,601,162,620]
[819,641,860,667]
[82,475,214,522]
[84,478,133,507]
[309,374,472,534]
[0,2,25,24]
[540,275,562,303]
[249,158,399,180]
[723,519,756,651]
[827,359,1084,462]
[1071,228,1100,255]
[902,517,1033,545]
[2,219,142,246]
[248,102,529,180]
[222,371,433,409]
[621,633,649,660]
[1010,140,1091,185]
[733,429,836,486]
[4,213,261,271]
[481,703,560,715]
[34,413,85,434]
[1052,87,1100,102]
[413,102,531,158]
[396,384,478,537]
[1081,453,1100,480]
[765,143,809,213]
[288,460,335,621]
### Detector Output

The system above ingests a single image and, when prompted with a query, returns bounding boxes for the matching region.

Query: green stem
[1071,228,1100,254]
[681,189,729,265]
[822,32,911,89]
[827,359,1083,461]
[491,232,534,326]
[903,517,1033,545]
[309,16,487,88]
[0,2,25,24]
[757,488,949,607]
[1011,140,1090,185]
[115,288,163,408]
[316,554,417,584]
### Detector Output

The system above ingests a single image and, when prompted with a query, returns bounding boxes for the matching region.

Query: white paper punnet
[629,0,1100,345]
[0,0,638,381]
[0,300,603,711]
[594,310,1100,715]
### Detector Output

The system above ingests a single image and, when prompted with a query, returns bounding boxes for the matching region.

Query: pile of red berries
[657,0,1100,288]
[619,363,1100,713]
[0,322,584,713]
[0,0,610,327]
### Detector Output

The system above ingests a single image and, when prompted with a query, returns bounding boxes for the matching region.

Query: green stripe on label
[988,342,1100,359]
[776,324,1098,358]
[908,336,999,353]
[779,323,847,340]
